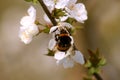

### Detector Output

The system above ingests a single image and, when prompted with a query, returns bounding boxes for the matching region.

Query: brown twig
[38,0,57,26]
[93,73,103,80]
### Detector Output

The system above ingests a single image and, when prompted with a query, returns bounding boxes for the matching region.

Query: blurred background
[0,0,120,80]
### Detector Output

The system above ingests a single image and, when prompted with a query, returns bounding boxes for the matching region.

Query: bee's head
[60,29,68,34]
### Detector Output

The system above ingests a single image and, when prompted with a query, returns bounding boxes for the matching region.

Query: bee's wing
[72,50,85,64]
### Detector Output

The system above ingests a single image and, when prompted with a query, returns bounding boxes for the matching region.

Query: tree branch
[93,73,103,80]
[38,0,57,26]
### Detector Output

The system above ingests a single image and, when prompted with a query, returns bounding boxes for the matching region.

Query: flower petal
[20,16,34,26]
[55,0,69,9]
[74,14,88,23]
[54,51,65,60]
[56,58,65,65]
[65,3,87,23]
[20,35,32,44]
[72,50,85,64]
[56,57,74,68]
[25,24,39,36]
[48,39,56,50]
[65,0,77,10]
[20,6,37,27]
[28,6,36,19]
[59,16,68,22]
[19,27,32,44]
[49,26,58,33]
[62,57,74,68]
[68,0,77,5]
[43,0,54,7]
[59,22,73,28]
[44,14,52,24]
[73,3,88,23]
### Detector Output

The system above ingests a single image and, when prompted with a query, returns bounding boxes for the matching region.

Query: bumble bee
[55,28,73,52]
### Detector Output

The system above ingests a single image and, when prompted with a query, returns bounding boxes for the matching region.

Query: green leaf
[84,60,92,68]
[65,17,76,24]
[87,49,96,58]
[45,49,55,56]
[52,9,66,19]
[96,48,100,57]
[24,0,38,4]
[24,0,32,2]
[94,68,100,74]
[33,0,38,4]
[83,77,92,80]
[43,27,50,33]
[88,67,95,75]
[98,58,106,66]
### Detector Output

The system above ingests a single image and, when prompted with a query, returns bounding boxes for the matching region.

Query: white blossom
[19,27,32,44]
[19,6,39,44]
[43,0,87,23]
[56,50,85,68]
[55,0,70,9]
[43,0,69,10]
[20,6,36,26]
[65,1,88,23]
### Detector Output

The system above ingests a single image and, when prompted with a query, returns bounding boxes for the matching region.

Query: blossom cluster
[19,0,88,68]
[19,6,39,44]
[43,0,87,23]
